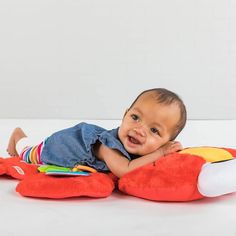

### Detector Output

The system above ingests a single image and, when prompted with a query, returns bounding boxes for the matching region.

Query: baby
[7,88,187,178]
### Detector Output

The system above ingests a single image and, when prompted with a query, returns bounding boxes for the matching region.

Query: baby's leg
[198,159,236,197]
[7,127,44,164]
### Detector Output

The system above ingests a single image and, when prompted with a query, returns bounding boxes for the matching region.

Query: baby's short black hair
[129,88,187,140]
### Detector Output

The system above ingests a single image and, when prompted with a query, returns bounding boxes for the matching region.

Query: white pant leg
[16,137,35,154]
[198,159,236,197]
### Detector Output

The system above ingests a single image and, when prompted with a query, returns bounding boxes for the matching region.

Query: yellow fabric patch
[179,147,233,162]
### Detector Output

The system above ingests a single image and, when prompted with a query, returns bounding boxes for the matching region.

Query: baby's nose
[133,127,146,137]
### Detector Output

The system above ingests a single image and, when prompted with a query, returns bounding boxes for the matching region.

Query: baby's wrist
[160,148,165,157]
[155,148,165,158]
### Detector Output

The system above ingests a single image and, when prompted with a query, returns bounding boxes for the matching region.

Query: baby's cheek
[146,140,162,152]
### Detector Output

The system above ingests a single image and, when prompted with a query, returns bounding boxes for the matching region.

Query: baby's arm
[95,141,182,178]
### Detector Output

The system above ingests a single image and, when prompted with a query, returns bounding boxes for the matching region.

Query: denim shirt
[40,122,132,171]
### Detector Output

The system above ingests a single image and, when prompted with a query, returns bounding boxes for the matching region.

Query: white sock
[198,159,236,197]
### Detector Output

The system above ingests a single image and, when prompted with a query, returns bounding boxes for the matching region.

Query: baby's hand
[160,141,183,156]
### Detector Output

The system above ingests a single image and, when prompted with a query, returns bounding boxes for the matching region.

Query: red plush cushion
[0,157,38,180]
[16,172,115,199]
[119,153,206,202]
[0,158,6,175]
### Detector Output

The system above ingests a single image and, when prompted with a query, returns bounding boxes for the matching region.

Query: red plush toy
[16,172,116,199]
[119,152,206,201]
[0,156,116,199]
[119,147,236,201]
[0,156,38,180]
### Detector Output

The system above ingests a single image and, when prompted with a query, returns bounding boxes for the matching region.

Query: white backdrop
[0,0,236,119]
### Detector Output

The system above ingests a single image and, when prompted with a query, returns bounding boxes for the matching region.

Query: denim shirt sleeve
[98,128,132,160]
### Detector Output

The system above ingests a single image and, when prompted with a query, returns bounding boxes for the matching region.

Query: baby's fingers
[170,141,183,152]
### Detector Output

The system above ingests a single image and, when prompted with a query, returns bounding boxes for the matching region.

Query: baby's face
[118,93,181,156]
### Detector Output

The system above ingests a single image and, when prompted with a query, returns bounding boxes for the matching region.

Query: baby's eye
[131,114,139,121]
[150,127,160,135]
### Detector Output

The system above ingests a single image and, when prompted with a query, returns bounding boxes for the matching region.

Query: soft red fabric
[119,153,206,202]
[0,157,116,199]
[0,158,6,175]
[0,157,38,180]
[16,172,115,199]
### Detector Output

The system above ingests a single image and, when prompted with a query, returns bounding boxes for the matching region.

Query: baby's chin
[124,145,145,156]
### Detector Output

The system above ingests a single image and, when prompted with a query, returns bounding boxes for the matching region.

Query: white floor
[1,119,236,236]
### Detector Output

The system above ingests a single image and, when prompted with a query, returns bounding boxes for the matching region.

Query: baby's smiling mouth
[128,136,141,145]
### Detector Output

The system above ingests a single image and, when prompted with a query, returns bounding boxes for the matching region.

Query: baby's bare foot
[7,127,27,156]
